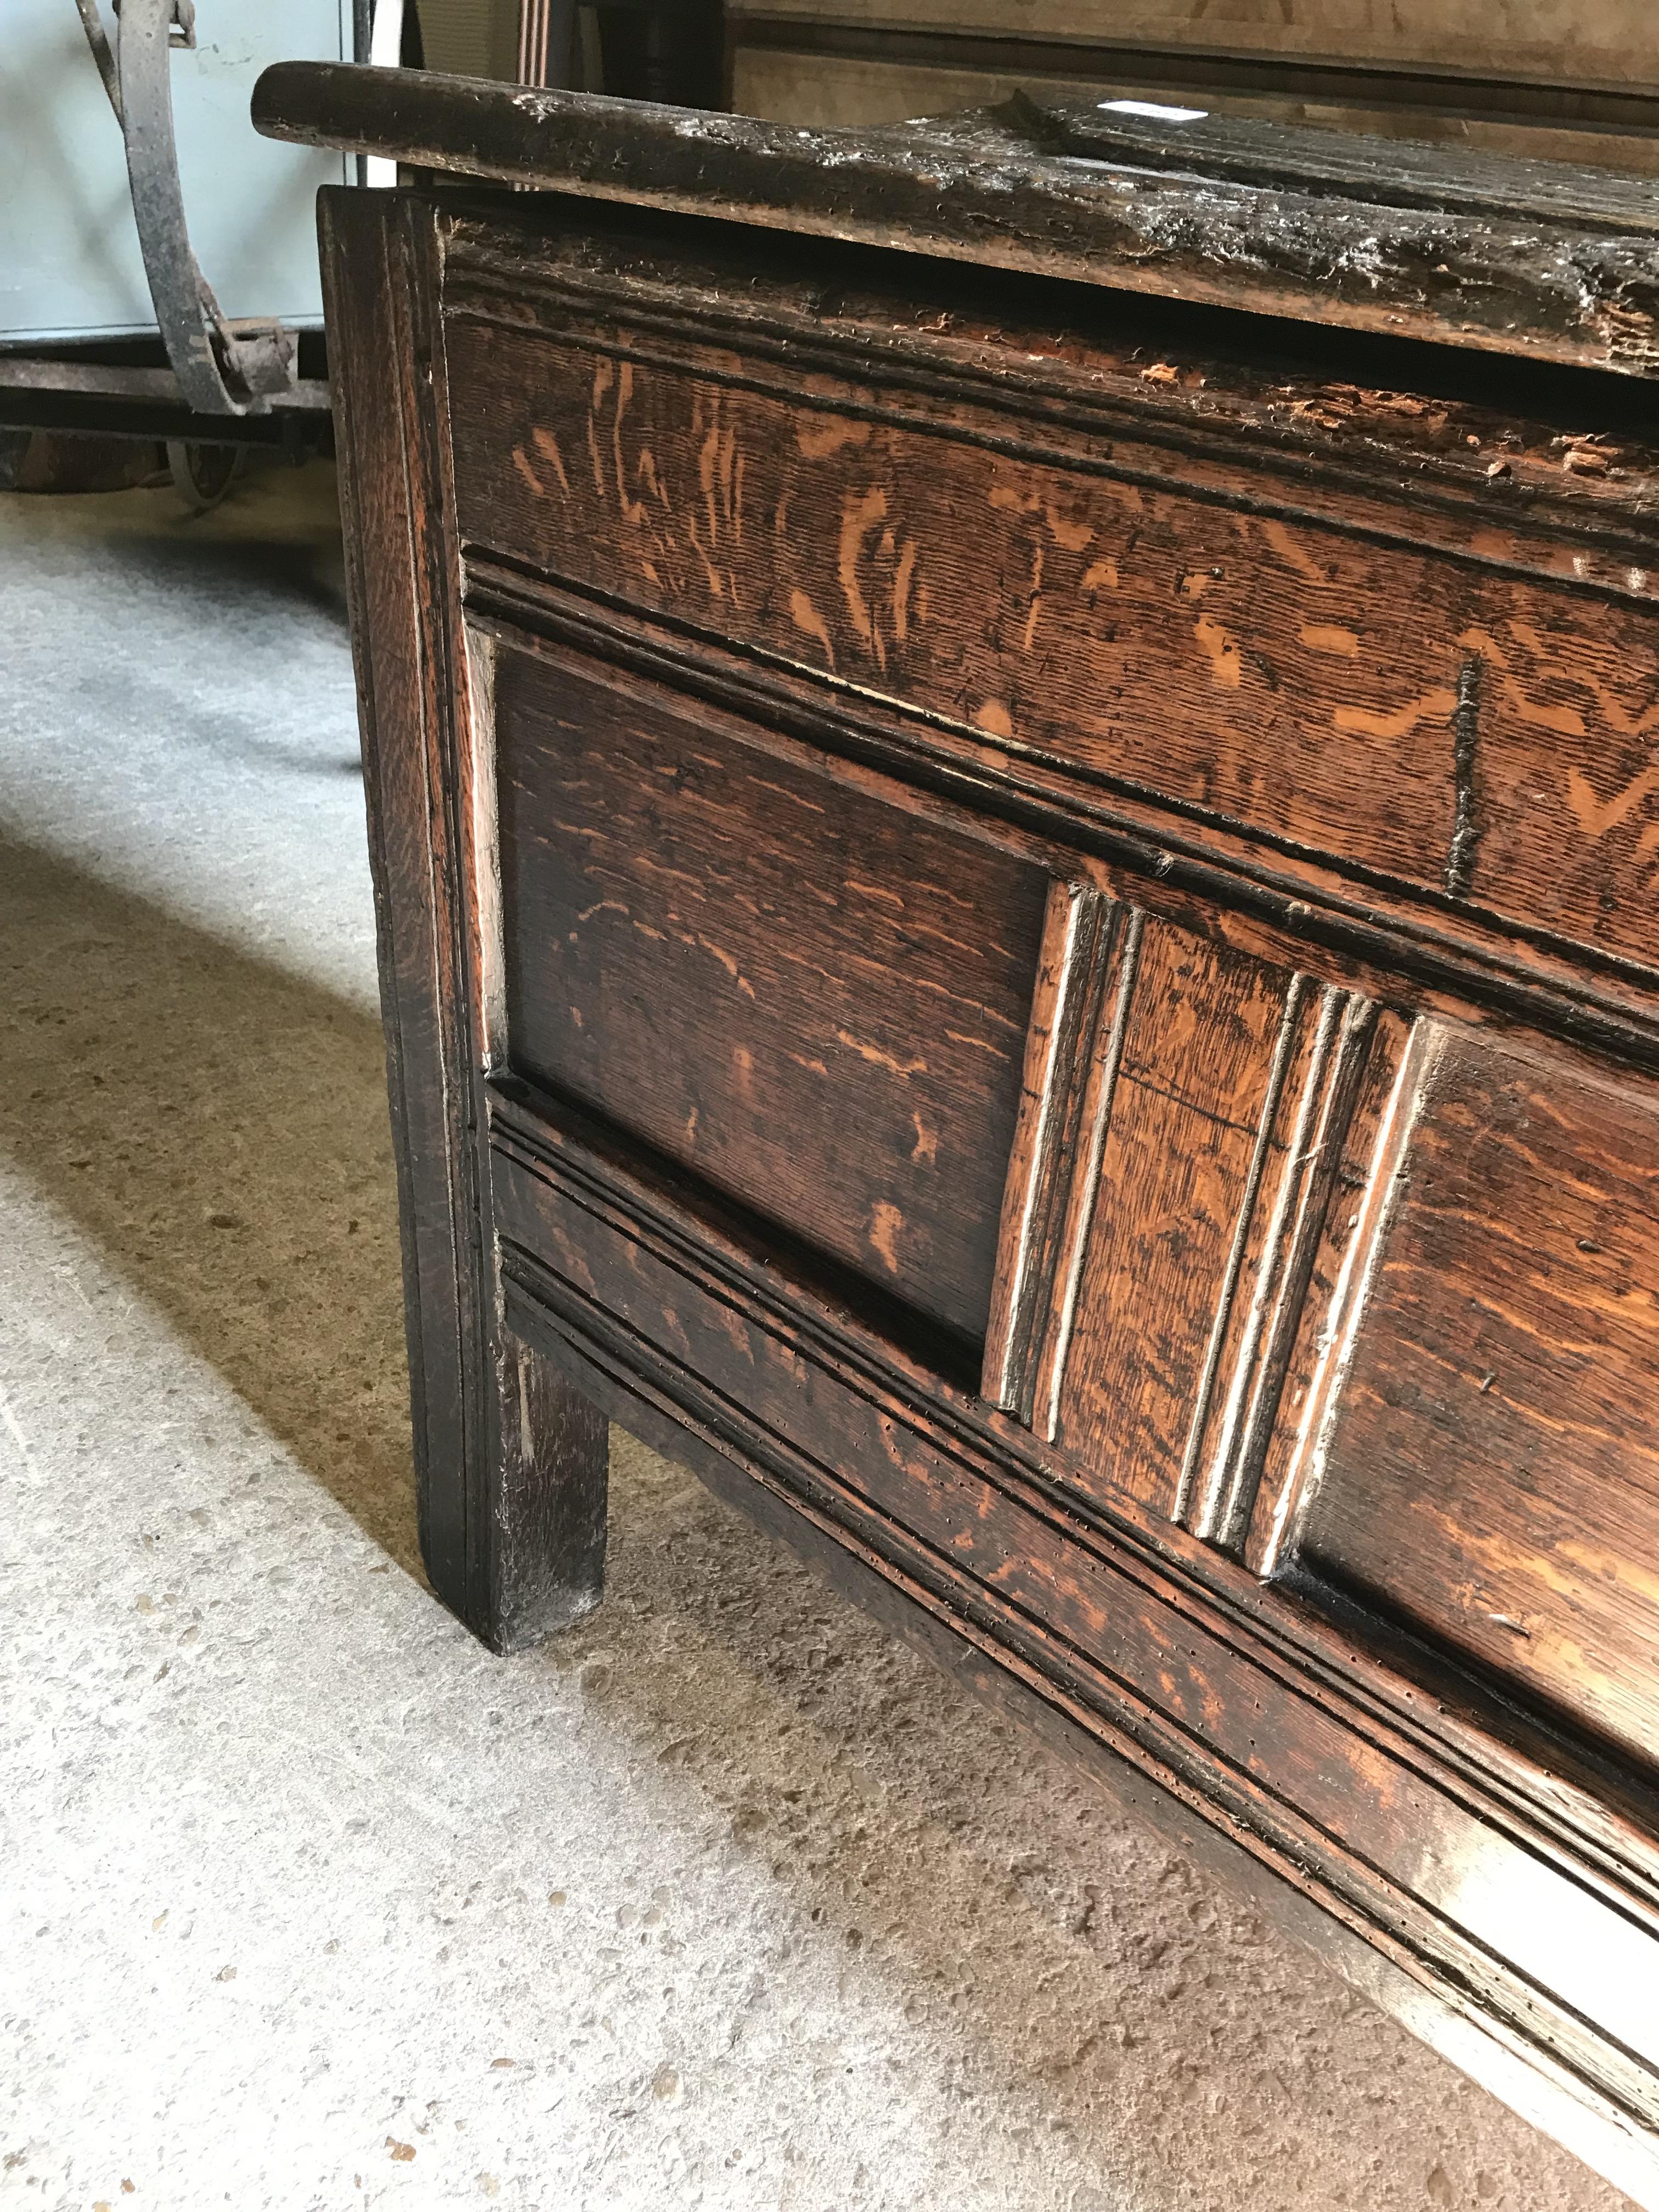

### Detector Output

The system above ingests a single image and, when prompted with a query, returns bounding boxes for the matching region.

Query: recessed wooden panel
[491,641,1048,1343]
[990,909,1384,1531]
[1049,922,1293,1518]
[446,315,1659,973]
[1299,1025,1659,1773]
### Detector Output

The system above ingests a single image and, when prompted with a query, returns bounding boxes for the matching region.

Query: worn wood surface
[306,128,1659,2203]
[494,637,1046,1342]
[991,89,1659,224]
[484,1072,1659,2145]
[256,63,1659,376]
[320,188,609,1651]
[1242,1007,1414,1578]
[983,879,1119,1424]
[1047,919,1296,1502]
[1297,1024,1659,1772]
[443,311,1659,980]
[442,206,1659,586]
[494,1228,1659,2212]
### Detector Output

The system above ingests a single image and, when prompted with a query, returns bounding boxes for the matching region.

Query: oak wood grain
[1244,1008,1416,1578]
[442,211,1659,606]
[303,125,1659,2200]
[1184,986,1380,1554]
[487,1069,1659,1882]
[501,1258,1659,2212]
[493,636,1048,1341]
[445,316,1659,977]
[983,880,1122,1425]
[466,558,1659,1073]
[1298,1023,1659,1775]
[483,1079,1659,2126]
[1048,919,1303,1514]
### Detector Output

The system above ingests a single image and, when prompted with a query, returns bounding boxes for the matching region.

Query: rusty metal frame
[73,0,296,415]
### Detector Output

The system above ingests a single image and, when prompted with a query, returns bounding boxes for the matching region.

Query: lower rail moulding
[486,1081,1659,2205]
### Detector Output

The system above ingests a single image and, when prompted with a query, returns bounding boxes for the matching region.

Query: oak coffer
[256,63,1659,2204]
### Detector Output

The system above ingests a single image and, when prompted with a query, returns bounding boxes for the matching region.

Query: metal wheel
[166,439,241,514]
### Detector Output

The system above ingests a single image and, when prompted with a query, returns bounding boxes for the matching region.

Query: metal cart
[0,1,371,498]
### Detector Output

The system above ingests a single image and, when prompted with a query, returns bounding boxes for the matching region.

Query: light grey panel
[0,0,351,343]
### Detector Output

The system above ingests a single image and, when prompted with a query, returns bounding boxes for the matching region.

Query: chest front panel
[339,187,1659,2203]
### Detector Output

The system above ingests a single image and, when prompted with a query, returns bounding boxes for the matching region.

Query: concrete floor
[0,461,1634,2212]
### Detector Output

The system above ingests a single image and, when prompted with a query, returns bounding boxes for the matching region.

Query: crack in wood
[1446,652,1485,901]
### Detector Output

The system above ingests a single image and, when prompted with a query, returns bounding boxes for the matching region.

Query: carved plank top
[253,63,1659,378]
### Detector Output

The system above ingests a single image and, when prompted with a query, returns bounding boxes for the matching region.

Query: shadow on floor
[0,833,418,1575]
[4,455,351,607]
[102,524,353,634]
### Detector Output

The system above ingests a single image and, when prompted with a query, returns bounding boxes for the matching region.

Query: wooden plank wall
[419,0,522,81]
[727,1,1659,177]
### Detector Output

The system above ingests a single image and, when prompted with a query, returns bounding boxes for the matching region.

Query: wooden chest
[258,66,1659,2201]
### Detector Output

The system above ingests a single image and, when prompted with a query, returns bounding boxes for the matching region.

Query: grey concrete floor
[0,461,1634,2212]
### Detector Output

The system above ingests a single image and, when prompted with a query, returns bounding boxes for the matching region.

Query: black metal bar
[116,0,242,412]
[0,357,329,407]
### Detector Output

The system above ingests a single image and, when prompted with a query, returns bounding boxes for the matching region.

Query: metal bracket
[74,0,295,415]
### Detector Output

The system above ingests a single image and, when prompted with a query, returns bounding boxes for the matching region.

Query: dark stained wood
[483,1063,1659,1885]
[992,89,1659,229]
[320,188,609,1652]
[489,1335,610,1640]
[498,1275,1659,2212]
[492,636,1047,1342]
[1026,917,1383,1534]
[1295,1023,1659,1775]
[983,879,1122,1424]
[441,212,1659,605]
[466,558,1659,1080]
[443,315,1659,977]
[296,79,1659,2203]
[1243,1007,1415,1578]
[482,1075,1659,2126]
[1045,916,1285,1501]
[256,63,1659,376]
[1183,985,1380,1554]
